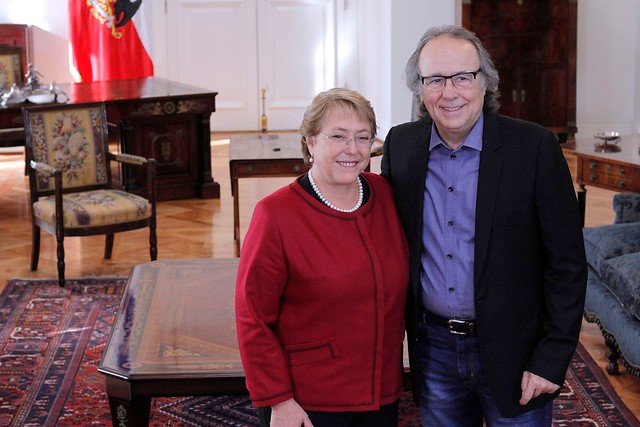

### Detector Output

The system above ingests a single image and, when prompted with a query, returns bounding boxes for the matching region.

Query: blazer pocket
[284,337,340,367]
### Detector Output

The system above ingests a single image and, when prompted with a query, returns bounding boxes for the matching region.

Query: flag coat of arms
[69,0,154,82]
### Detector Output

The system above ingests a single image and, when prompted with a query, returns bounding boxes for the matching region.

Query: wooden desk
[98,258,246,427]
[229,134,308,257]
[0,77,220,200]
[562,134,640,225]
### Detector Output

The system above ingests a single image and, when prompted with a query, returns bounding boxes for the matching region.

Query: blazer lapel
[474,113,504,285]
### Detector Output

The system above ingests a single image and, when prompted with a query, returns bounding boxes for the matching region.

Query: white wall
[575,0,640,138]
[0,0,70,84]
[1,0,638,139]
[356,0,458,139]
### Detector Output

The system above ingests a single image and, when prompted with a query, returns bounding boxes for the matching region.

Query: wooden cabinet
[463,0,577,142]
[580,158,639,192]
[63,77,220,201]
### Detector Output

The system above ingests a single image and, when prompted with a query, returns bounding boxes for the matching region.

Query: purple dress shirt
[421,114,484,319]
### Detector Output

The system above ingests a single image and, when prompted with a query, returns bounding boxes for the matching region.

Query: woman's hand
[270,398,314,427]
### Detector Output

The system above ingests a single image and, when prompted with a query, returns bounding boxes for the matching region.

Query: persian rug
[0,277,638,427]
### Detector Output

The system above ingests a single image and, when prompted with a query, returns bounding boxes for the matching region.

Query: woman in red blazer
[235,88,410,427]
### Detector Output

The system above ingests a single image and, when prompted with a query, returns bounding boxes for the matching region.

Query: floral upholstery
[29,107,108,191]
[33,189,152,228]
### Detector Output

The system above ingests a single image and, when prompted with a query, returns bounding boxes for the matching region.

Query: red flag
[69,0,154,82]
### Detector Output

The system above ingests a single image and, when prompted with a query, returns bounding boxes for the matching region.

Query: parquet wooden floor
[0,133,637,421]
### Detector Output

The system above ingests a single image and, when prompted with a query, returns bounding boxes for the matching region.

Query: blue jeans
[417,319,553,427]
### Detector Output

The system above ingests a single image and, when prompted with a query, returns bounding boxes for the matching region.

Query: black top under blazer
[381,111,587,417]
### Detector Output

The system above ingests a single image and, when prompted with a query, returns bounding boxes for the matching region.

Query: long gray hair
[405,25,501,120]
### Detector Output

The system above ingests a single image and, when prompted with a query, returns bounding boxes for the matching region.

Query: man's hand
[270,398,314,427]
[519,371,561,405]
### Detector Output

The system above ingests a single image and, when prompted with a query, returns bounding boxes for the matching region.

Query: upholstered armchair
[23,102,157,286]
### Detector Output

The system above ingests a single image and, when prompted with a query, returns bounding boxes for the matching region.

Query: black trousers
[257,400,399,427]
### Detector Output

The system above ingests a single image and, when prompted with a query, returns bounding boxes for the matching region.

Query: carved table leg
[108,395,151,427]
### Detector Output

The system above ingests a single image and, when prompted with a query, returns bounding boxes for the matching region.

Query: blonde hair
[299,88,377,166]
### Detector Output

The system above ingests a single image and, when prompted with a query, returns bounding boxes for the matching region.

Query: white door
[257,0,336,131]
[164,0,337,132]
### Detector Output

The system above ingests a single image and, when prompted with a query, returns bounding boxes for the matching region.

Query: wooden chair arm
[30,160,57,177]
[110,152,149,166]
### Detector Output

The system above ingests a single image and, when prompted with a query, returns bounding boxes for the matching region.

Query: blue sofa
[582,193,640,377]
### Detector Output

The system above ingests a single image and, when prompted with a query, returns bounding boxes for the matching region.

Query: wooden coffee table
[98,258,247,427]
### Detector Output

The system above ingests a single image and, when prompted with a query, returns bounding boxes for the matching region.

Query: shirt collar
[429,113,484,152]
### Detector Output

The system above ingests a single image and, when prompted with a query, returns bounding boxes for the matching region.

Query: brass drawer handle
[619,168,625,175]
[589,174,597,182]
[619,181,626,188]
[590,161,598,169]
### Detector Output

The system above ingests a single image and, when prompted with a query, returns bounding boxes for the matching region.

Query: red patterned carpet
[0,277,638,426]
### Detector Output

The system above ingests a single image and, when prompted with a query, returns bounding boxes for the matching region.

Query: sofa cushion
[600,251,640,321]
[583,223,640,273]
[613,193,640,224]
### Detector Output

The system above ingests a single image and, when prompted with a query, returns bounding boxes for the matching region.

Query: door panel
[257,0,336,131]
[167,0,259,131]
[165,0,336,131]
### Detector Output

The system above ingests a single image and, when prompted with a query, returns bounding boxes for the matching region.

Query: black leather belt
[423,311,477,335]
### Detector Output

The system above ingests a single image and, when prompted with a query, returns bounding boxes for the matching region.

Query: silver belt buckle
[447,319,468,335]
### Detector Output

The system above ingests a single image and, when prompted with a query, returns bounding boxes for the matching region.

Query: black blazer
[381,112,587,417]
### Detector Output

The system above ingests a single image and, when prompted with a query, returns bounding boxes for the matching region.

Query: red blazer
[381,112,587,417]
[235,173,410,411]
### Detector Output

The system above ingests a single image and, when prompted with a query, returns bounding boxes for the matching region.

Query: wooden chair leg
[150,226,157,261]
[31,223,40,271]
[56,232,65,287]
[105,234,114,259]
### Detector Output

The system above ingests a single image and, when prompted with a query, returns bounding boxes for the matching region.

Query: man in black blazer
[381,25,587,426]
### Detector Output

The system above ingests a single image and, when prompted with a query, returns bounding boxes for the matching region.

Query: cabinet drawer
[582,160,640,190]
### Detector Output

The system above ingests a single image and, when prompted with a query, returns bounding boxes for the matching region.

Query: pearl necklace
[308,169,363,213]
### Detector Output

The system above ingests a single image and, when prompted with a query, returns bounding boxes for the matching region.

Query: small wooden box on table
[98,258,246,427]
